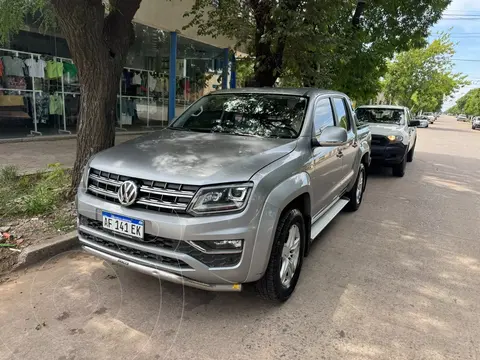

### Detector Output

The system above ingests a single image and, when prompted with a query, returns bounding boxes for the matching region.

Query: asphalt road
[1,116,480,360]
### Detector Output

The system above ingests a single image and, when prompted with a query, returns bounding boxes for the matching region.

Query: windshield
[169,94,308,139]
[424,112,433,116]
[355,108,405,125]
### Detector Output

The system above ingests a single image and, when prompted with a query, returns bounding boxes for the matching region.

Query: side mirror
[313,126,348,147]
[410,120,420,127]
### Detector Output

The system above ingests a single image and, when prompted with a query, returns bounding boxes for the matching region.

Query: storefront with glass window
[0,2,234,140]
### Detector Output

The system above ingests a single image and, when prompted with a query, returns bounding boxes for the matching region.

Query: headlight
[387,135,403,142]
[187,183,253,215]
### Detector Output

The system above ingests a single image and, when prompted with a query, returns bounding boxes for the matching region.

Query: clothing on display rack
[148,73,157,92]
[49,95,63,115]
[0,56,26,77]
[36,93,50,124]
[0,58,4,77]
[5,76,27,90]
[24,58,46,78]
[154,76,168,94]
[26,93,49,124]
[63,62,78,84]
[46,60,64,79]
[132,72,142,85]
[65,94,80,124]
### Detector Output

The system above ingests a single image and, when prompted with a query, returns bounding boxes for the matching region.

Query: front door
[307,97,345,217]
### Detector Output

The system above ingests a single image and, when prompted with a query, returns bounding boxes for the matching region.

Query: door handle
[352,141,358,148]
[337,150,343,158]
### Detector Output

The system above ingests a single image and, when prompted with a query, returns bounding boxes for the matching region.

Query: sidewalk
[0,134,142,173]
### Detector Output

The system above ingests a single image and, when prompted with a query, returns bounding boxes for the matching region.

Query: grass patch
[52,212,76,232]
[0,163,71,218]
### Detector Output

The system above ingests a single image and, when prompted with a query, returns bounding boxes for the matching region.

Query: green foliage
[0,166,19,183]
[0,163,70,217]
[450,88,480,116]
[235,57,255,87]
[0,0,55,44]
[383,33,468,112]
[184,0,451,97]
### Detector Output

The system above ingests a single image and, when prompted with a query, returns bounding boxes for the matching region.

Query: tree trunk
[50,0,142,195]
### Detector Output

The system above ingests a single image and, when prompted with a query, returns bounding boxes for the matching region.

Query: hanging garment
[63,62,78,78]
[5,76,27,90]
[0,56,26,77]
[132,72,142,85]
[65,94,80,123]
[24,58,47,78]
[46,61,64,79]
[0,58,4,77]
[122,70,132,90]
[148,73,157,92]
[35,93,50,124]
[49,95,63,115]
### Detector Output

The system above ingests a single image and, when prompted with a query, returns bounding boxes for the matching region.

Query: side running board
[310,198,349,240]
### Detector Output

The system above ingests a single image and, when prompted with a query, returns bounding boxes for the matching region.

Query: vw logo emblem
[117,180,138,206]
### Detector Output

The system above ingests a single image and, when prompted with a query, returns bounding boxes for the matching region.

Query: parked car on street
[416,116,429,128]
[76,88,371,302]
[355,105,419,177]
[457,114,468,122]
[472,116,480,130]
[423,112,435,123]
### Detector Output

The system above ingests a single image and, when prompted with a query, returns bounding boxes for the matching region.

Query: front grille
[371,135,389,146]
[79,216,242,268]
[87,168,200,214]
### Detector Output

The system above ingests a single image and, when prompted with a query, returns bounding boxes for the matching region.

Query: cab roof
[212,87,348,98]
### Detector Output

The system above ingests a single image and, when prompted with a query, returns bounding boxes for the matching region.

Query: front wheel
[392,154,407,177]
[255,209,305,302]
[407,143,415,162]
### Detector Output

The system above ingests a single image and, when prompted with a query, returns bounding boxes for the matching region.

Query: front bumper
[371,143,407,165]
[77,189,263,290]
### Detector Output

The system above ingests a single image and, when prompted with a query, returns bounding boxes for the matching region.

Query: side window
[313,98,335,135]
[333,98,351,131]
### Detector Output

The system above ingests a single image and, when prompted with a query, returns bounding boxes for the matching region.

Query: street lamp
[352,0,366,27]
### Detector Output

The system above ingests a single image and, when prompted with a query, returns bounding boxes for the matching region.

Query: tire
[407,143,415,162]
[345,163,366,212]
[392,153,407,177]
[255,209,305,302]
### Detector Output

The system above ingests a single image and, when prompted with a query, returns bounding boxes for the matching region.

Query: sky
[428,0,480,110]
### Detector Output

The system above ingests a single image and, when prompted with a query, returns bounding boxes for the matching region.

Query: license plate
[102,211,144,239]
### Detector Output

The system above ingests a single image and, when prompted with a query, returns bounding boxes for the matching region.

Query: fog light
[189,239,244,253]
[212,240,243,249]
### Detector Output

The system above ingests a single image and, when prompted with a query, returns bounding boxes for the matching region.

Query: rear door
[331,97,356,190]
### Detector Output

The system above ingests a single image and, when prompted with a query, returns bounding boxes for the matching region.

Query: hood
[90,129,297,185]
[367,123,404,136]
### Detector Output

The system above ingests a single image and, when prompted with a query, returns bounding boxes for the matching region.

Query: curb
[13,231,79,271]
[0,130,155,144]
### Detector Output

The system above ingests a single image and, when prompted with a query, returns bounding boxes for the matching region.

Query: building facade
[0,0,234,139]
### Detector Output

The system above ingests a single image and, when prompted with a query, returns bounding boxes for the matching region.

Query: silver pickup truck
[77,88,371,302]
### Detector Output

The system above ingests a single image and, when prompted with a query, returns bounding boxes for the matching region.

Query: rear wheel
[255,209,305,302]
[392,154,407,177]
[345,163,366,212]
